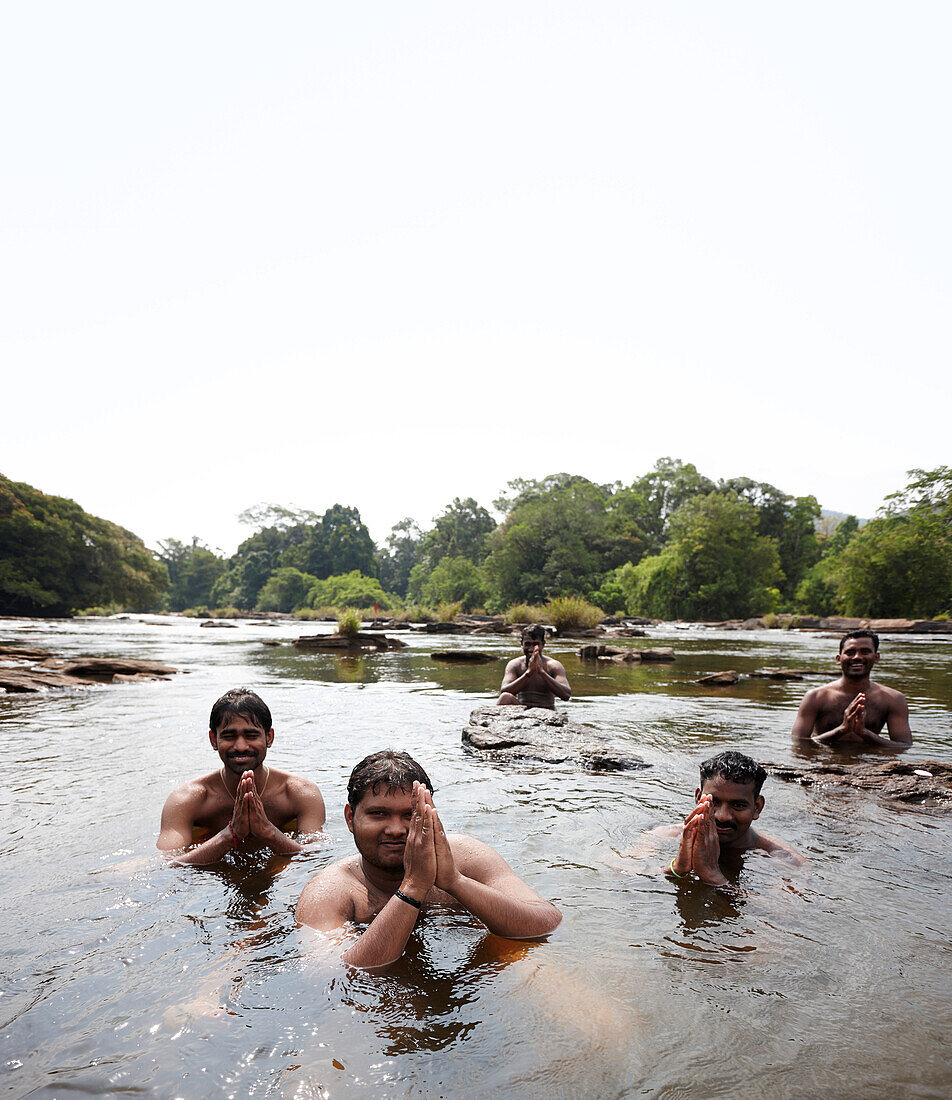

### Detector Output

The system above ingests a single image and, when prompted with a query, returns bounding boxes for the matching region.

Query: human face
[209,713,273,776]
[522,633,544,660]
[836,637,879,681]
[345,786,414,872]
[695,776,764,848]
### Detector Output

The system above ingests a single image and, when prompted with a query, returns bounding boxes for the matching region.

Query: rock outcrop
[763,759,952,808]
[292,632,407,651]
[462,706,649,773]
[578,645,676,662]
[0,645,179,692]
[431,651,499,663]
[696,670,739,685]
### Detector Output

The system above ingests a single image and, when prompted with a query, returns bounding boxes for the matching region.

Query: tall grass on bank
[504,603,547,625]
[544,596,604,632]
[336,607,363,637]
[435,601,463,622]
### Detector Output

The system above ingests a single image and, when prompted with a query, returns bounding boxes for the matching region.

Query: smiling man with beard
[157,688,325,863]
[791,630,912,749]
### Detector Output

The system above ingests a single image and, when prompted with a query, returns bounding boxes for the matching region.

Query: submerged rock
[292,631,407,651]
[763,759,952,808]
[750,668,827,680]
[696,670,739,685]
[462,706,649,773]
[431,650,499,663]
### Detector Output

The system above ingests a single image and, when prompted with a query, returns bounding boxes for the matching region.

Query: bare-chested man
[497,624,571,709]
[791,629,912,750]
[158,688,326,863]
[639,751,803,886]
[295,750,562,967]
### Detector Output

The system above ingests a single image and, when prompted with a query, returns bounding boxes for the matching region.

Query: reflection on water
[0,617,950,1097]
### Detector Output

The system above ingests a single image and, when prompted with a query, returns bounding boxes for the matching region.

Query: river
[1,617,950,1098]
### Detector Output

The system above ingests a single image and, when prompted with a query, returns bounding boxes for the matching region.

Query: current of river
[1,617,950,1098]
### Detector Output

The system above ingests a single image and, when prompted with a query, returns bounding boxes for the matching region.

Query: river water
[1,617,950,1098]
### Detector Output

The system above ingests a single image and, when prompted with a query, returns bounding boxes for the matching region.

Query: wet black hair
[521,624,546,644]
[839,628,880,653]
[699,751,767,797]
[347,750,435,810]
[208,688,272,736]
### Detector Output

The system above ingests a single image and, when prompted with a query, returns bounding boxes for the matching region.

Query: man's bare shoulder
[447,833,509,872]
[868,681,908,706]
[504,655,526,671]
[162,772,217,810]
[544,656,567,673]
[277,770,324,799]
[753,831,805,865]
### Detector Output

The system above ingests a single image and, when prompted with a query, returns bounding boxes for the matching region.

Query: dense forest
[2,461,950,621]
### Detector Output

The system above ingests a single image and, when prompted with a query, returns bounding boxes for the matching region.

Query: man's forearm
[446,875,561,938]
[812,725,847,745]
[166,827,236,865]
[341,893,420,968]
[540,668,571,700]
[262,827,303,854]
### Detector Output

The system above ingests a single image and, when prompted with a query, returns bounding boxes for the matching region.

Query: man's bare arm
[500,657,532,696]
[533,655,571,701]
[431,809,561,938]
[884,692,913,745]
[157,786,240,864]
[288,776,327,834]
[791,689,825,740]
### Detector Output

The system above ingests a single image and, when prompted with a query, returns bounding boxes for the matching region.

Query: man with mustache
[158,688,325,863]
[654,751,803,886]
[791,629,912,749]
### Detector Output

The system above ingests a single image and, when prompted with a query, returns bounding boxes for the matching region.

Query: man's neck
[839,674,872,694]
[358,856,404,896]
[220,762,268,797]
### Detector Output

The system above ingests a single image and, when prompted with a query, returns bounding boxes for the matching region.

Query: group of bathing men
[157,626,911,968]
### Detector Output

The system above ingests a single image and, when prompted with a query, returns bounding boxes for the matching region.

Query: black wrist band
[394,889,421,909]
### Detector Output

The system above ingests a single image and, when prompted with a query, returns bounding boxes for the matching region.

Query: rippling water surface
[1,618,950,1097]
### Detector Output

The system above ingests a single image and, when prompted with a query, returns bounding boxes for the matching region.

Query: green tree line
[2,463,950,620]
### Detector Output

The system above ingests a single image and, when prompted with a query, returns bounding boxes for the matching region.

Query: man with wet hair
[497,624,571,709]
[638,750,802,886]
[295,750,562,967]
[791,629,912,749]
[157,688,325,863]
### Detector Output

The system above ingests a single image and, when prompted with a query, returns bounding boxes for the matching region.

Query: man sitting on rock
[497,624,571,709]
[295,750,562,967]
[634,751,803,885]
[791,629,912,750]
[157,688,326,863]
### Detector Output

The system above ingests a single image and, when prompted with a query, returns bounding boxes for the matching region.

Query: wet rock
[462,706,649,773]
[750,668,827,680]
[431,650,499,663]
[0,653,179,692]
[638,647,676,661]
[292,631,407,651]
[762,759,952,808]
[696,670,739,685]
[261,639,283,646]
[200,620,237,628]
[579,644,627,659]
[741,618,765,630]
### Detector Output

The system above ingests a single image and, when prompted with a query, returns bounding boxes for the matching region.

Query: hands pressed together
[229,771,281,846]
[669,796,729,886]
[400,781,459,903]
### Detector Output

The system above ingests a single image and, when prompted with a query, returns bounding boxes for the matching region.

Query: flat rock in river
[431,650,499,663]
[763,759,952,808]
[462,706,649,773]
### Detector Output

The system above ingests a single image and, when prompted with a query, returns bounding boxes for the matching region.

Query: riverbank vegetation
[3,463,950,621]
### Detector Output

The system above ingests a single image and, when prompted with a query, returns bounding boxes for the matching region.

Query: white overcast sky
[2,2,949,555]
